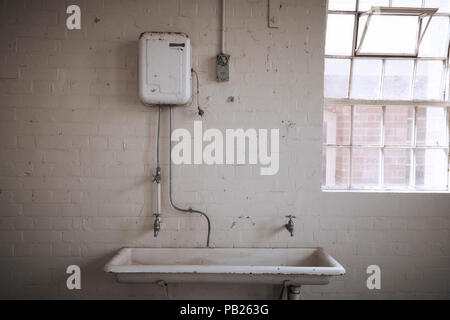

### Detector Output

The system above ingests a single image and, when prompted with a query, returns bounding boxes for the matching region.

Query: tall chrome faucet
[285,215,295,237]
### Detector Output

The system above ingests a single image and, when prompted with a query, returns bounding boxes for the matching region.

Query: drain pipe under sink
[287,285,302,300]
[279,281,302,300]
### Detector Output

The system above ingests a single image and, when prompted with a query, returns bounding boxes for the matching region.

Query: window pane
[358,0,389,11]
[424,0,450,13]
[385,106,414,145]
[413,60,444,100]
[418,16,449,58]
[352,148,381,186]
[415,149,448,189]
[353,106,383,144]
[384,149,412,187]
[382,60,414,100]
[328,0,356,11]
[323,147,350,188]
[324,58,350,98]
[323,106,352,145]
[350,59,382,99]
[325,14,355,55]
[357,15,419,55]
[357,15,368,41]
[391,0,422,7]
[416,107,447,146]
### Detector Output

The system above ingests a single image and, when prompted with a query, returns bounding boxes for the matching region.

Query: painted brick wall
[0,0,449,299]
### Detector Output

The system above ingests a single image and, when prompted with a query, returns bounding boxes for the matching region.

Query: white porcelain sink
[104,247,345,286]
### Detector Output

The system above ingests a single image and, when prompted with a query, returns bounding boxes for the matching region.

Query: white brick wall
[0,0,449,299]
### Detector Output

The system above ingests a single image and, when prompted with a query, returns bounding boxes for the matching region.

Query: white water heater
[139,32,191,105]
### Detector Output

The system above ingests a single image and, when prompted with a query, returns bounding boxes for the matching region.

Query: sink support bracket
[157,280,169,300]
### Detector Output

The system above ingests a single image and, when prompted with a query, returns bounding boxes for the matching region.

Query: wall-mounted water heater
[139,32,191,105]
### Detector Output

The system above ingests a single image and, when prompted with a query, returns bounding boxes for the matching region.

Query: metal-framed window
[323,0,450,192]
[356,7,438,56]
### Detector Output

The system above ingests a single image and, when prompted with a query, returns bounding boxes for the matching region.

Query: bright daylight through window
[323,0,450,192]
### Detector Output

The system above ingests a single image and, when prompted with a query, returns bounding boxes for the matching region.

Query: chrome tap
[285,215,295,237]
[153,213,161,237]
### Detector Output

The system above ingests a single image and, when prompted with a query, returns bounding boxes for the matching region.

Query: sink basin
[104,247,345,286]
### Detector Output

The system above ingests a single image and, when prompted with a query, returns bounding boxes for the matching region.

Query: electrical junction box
[216,52,230,81]
[139,32,191,105]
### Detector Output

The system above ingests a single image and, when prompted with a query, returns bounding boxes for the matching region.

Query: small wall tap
[153,213,161,237]
[285,215,295,237]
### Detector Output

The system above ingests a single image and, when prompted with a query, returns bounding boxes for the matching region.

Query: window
[356,7,438,56]
[323,0,450,192]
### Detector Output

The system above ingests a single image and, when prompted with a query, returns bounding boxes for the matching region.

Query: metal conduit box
[139,32,191,105]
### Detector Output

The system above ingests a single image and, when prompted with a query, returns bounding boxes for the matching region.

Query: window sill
[324,98,450,107]
[321,188,450,193]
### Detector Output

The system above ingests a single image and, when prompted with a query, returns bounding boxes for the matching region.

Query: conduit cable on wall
[168,105,211,247]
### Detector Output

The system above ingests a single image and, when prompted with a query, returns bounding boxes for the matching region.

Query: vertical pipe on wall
[153,106,162,237]
[157,181,161,214]
[156,105,161,216]
[221,0,226,53]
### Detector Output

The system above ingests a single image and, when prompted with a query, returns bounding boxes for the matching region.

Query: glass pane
[328,0,357,11]
[391,0,422,7]
[357,15,419,55]
[353,106,383,145]
[350,59,382,99]
[416,107,447,146]
[384,149,412,187]
[415,149,448,189]
[385,106,414,146]
[324,58,351,98]
[358,0,389,11]
[325,14,355,55]
[323,106,352,145]
[418,16,449,58]
[424,0,450,13]
[413,60,444,100]
[323,147,350,188]
[351,148,381,186]
[382,60,414,100]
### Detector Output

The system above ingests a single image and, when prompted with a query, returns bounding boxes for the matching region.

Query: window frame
[324,0,450,192]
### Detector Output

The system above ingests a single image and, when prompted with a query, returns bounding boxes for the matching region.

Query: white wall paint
[0,0,449,299]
